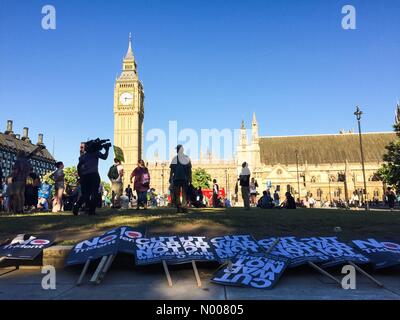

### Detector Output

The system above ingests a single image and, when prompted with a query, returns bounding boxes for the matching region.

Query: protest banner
[352,238,400,269]
[211,253,289,289]
[210,235,264,263]
[258,236,330,267]
[298,237,370,268]
[134,236,186,266]
[0,234,54,261]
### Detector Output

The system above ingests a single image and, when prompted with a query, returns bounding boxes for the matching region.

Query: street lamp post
[354,106,369,211]
[161,162,166,195]
[295,150,301,200]
[328,172,332,205]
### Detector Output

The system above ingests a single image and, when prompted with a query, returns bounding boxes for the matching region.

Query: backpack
[108,165,119,180]
[141,171,150,187]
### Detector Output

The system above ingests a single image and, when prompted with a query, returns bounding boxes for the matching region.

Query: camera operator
[73,139,110,216]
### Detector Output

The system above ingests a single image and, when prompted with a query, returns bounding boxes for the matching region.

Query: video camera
[84,138,112,153]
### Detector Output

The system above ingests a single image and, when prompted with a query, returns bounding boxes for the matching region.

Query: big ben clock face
[119,92,133,105]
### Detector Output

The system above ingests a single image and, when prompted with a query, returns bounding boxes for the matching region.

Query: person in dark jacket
[73,142,109,216]
[169,144,192,213]
[282,191,296,209]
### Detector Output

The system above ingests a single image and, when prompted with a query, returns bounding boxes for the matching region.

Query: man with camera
[74,139,110,216]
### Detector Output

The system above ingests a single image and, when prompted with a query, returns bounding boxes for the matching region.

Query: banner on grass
[0,234,54,260]
[211,253,289,289]
[298,237,370,268]
[258,237,330,267]
[351,238,400,269]
[65,226,144,266]
[210,235,264,262]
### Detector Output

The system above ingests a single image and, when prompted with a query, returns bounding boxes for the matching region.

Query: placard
[178,236,217,263]
[258,236,330,267]
[134,236,186,265]
[0,234,55,260]
[298,237,370,268]
[211,253,289,289]
[351,238,400,269]
[210,235,264,263]
[65,226,144,266]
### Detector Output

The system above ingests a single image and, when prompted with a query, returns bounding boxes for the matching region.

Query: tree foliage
[378,105,400,191]
[192,168,212,189]
[43,165,78,187]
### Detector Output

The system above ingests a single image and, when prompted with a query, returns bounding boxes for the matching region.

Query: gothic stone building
[148,113,394,203]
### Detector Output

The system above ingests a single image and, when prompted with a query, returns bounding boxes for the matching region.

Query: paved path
[0,265,399,300]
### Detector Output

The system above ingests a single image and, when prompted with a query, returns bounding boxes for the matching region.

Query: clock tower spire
[114,33,145,187]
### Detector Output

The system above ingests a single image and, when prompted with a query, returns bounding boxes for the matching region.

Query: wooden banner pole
[227,259,233,271]
[347,261,384,288]
[191,260,202,287]
[96,255,115,285]
[90,256,108,283]
[265,237,280,254]
[0,266,19,277]
[76,259,91,286]
[308,261,342,287]
[162,260,173,287]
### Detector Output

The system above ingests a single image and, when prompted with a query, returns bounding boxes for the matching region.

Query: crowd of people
[1,141,399,214]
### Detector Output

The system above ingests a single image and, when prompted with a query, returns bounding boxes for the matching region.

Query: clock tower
[114,33,144,185]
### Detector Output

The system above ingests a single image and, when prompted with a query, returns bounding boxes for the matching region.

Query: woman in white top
[249,177,258,206]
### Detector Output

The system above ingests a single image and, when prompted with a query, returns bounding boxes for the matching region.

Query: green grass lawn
[0,207,399,245]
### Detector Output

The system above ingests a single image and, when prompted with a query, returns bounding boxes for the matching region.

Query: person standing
[212,179,219,208]
[108,158,124,209]
[169,144,192,213]
[74,142,110,216]
[130,159,150,210]
[125,184,133,203]
[273,190,280,207]
[11,151,31,213]
[239,162,251,210]
[25,167,40,212]
[249,177,259,206]
[386,187,396,211]
[50,161,65,212]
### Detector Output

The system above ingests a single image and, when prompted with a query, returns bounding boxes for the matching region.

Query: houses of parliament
[113,34,395,203]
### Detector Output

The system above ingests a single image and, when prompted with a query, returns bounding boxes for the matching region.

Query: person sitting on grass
[281,192,296,209]
[257,190,274,209]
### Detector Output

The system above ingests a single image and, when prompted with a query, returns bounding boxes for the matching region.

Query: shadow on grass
[1,207,399,244]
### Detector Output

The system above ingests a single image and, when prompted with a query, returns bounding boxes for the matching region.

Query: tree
[378,103,400,190]
[64,166,78,186]
[101,181,111,194]
[192,168,212,189]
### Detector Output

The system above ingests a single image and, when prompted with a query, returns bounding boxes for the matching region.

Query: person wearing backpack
[239,162,251,210]
[130,159,150,210]
[108,158,124,209]
[169,144,192,213]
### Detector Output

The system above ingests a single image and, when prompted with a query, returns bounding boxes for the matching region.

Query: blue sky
[0,0,399,179]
